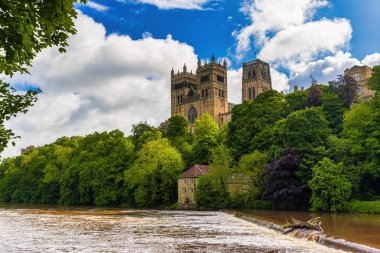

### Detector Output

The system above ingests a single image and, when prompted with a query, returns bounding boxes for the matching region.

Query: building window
[248,87,252,100]
[217,75,225,83]
[188,106,198,124]
[354,73,360,82]
[252,69,257,78]
[182,188,186,193]
[189,188,193,193]
[201,75,210,83]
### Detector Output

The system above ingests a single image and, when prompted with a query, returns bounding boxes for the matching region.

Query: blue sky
[77,0,380,68]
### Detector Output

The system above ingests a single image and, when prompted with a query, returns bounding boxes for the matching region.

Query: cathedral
[170,55,272,127]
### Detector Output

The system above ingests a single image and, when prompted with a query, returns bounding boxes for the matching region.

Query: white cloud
[135,0,212,10]
[258,19,352,67]
[235,0,329,57]
[271,68,289,92]
[3,13,198,157]
[362,53,380,67]
[86,1,109,11]
[227,68,243,104]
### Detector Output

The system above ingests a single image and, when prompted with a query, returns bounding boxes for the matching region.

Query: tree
[285,91,307,115]
[321,92,346,134]
[306,85,323,108]
[263,151,310,210]
[195,145,231,209]
[124,138,184,207]
[367,65,380,92]
[227,90,286,159]
[0,81,39,153]
[330,75,358,108]
[166,115,190,140]
[237,151,268,194]
[309,158,352,212]
[131,121,154,149]
[0,0,86,76]
[192,113,219,164]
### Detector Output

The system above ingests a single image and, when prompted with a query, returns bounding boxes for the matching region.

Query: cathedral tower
[242,59,272,101]
[171,55,228,125]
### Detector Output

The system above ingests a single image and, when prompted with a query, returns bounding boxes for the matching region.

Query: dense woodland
[0,66,380,212]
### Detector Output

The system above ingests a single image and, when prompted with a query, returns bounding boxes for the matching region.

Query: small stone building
[178,164,208,209]
[344,65,375,101]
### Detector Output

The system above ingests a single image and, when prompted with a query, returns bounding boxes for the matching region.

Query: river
[237,209,380,250]
[0,204,351,253]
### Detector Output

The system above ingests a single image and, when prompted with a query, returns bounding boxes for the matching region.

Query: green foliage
[0,0,86,76]
[285,91,307,115]
[249,200,273,210]
[124,138,184,207]
[195,145,231,209]
[309,158,352,212]
[367,65,380,92]
[322,92,346,134]
[166,115,190,140]
[306,85,323,107]
[0,81,39,153]
[227,90,286,159]
[131,121,155,150]
[351,200,380,214]
[192,113,219,164]
[236,151,268,193]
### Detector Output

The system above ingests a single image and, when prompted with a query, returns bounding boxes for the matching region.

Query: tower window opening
[201,75,210,83]
[217,75,225,83]
[252,70,257,78]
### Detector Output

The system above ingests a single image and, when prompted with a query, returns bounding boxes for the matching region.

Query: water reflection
[239,210,380,250]
[0,205,346,253]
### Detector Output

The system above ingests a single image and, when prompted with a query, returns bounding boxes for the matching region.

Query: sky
[3,0,380,157]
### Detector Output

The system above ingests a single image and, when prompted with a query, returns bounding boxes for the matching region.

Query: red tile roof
[179,164,209,178]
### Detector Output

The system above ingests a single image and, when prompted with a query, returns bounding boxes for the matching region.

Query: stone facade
[171,57,272,127]
[242,59,272,101]
[344,65,375,101]
[178,165,208,209]
[171,55,228,127]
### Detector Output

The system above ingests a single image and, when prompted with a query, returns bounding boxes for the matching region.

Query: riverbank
[229,209,380,252]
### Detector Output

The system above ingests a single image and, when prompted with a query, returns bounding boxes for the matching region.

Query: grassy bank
[351,200,380,214]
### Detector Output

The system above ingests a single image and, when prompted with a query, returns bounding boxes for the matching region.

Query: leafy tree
[165,115,193,167]
[341,96,380,196]
[237,151,268,194]
[59,130,134,205]
[227,90,286,159]
[124,138,183,207]
[192,113,219,164]
[322,92,346,134]
[285,91,307,115]
[0,81,39,153]
[309,158,352,212]
[195,145,231,209]
[0,0,86,75]
[330,75,358,108]
[263,151,310,210]
[166,115,190,140]
[131,121,154,149]
[306,85,323,108]
[367,65,380,92]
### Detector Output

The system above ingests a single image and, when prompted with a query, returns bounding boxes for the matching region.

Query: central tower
[171,55,228,125]
[242,59,272,101]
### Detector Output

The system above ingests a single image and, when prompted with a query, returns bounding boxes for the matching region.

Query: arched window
[187,106,198,124]
[252,69,257,78]
[248,87,251,100]
[252,88,256,99]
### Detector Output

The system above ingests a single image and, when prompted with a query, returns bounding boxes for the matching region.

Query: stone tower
[171,55,228,125]
[242,59,272,101]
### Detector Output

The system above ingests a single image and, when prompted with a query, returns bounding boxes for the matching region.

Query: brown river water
[237,210,380,250]
[0,204,364,253]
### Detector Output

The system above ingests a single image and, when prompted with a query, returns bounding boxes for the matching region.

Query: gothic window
[252,88,256,99]
[187,106,198,124]
[248,87,251,100]
[201,75,210,83]
[252,69,257,78]
[248,71,251,79]
[217,75,225,83]
[205,89,208,97]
